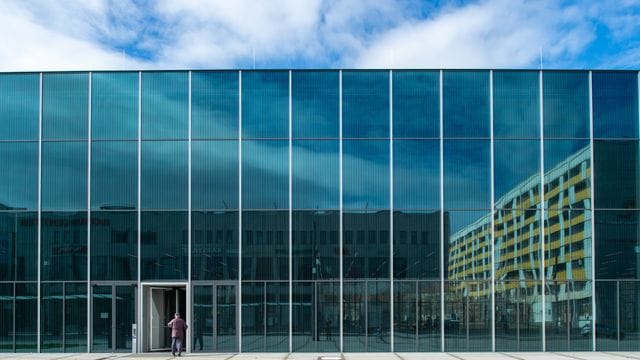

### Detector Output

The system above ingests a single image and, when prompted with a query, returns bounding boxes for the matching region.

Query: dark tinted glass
[292,71,339,138]
[443,280,492,351]
[0,73,39,140]
[192,140,238,210]
[594,140,638,209]
[545,281,592,350]
[343,211,390,279]
[241,282,289,352]
[43,72,88,140]
[292,210,339,280]
[241,210,288,280]
[393,280,441,351]
[393,70,439,138]
[543,71,589,139]
[493,71,540,138]
[242,140,288,210]
[141,72,188,139]
[595,210,640,279]
[140,211,188,280]
[41,211,87,281]
[343,280,391,351]
[0,284,11,351]
[443,71,490,138]
[543,140,591,210]
[393,211,441,279]
[0,142,38,210]
[41,283,63,352]
[91,285,111,352]
[64,283,87,351]
[91,141,137,210]
[90,211,137,280]
[242,71,288,139]
[292,140,339,210]
[495,280,543,351]
[292,282,340,352]
[91,72,138,140]
[15,283,37,352]
[593,71,638,139]
[343,71,389,138]
[0,212,37,281]
[42,141,87,211]
[443,140,490,209]
[544,210,592,281]
[191,211,238,280]
[494,140,541,206]
[140,141,188,210]
[192,71,238,139]
[343,140,389,210]
[393,140,439,209]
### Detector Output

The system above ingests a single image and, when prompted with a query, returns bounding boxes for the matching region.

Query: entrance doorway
[142,284,187,352]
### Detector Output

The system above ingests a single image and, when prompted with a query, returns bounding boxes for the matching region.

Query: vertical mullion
[237,70,243,352]
[136,71,142,353]
[288,69,293,353]
[539,70,547,352]
[439,69,445,352]
[389,69,394,352]
[62,283,66,352]
[489,70,496,352]
[187,70,192,354]
[588,70,597,351]
[339,70,344,353]
[37,72,42,353]
[616,280,620,349]
[87,71,92,353]
[111,285,116,352]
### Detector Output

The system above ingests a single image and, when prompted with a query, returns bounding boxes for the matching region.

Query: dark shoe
[178,353,182,356]
[172,353,175,356]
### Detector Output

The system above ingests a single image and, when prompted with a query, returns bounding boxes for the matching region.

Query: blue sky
[0,0,638,70]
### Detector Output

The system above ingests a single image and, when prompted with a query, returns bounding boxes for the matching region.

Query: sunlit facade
[0,70,638,353]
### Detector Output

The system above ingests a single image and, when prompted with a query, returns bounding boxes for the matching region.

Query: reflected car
[581,323,624,339]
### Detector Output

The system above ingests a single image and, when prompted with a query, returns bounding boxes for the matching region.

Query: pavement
[1,353,640,360]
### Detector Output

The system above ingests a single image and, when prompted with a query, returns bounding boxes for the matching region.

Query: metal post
[439,69,445,352]
[588,70,597,351]
[616,280,620,349]
[288,69,293,353]
[37,72,42,353]
[87,71,92,353]
[339,70,344,353]
[539,70,547,352]
[389,69,394,352]
[187,70,192,354]
[238,70,243,352]
[489,69,496,352]
[136,71,142,353]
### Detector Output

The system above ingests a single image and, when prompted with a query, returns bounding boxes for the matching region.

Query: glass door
[92,284,136,352]
[192,283,237,352]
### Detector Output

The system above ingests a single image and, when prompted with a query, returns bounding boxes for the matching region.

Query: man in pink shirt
[167,312,188,356]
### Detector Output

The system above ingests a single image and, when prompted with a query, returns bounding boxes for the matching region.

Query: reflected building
[0,70,638,354]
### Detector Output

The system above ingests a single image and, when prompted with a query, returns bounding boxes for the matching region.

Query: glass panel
[444,140,491,210]
[495,280,543,351]
[619,281,640,351]
[593,71,638,139]
[242,71,288,139]
[443,71,490,138]
[41,283,63,352]
[241,282,288,352]
[0,142,37,211]
[394,281,416,352]
[544,140,591,210]
[367,280,390,351]
[192,71,238,139]
[418,281,441,351]
[15,283,37,352]
[393,140,439,210]
[393,211,441,279]
[242,140,288,210]
[292,211,339,281]
[494,209,542,282]
[140,141,188,210]
[65,283,87,352]
[292,140,339,210]
[595,210,640,279]
[544,209,592,282]
[41,211,87,281]
[242,210,288,281]
[0,212,37,281]
[0,284,11,351]
[216,285,237,352]
[543,71,590,139]
[140,211,188,280]
[545,281,593,351]
[141,71,188,140]
[446,210,492,282]
[0,73,39,140]
[191,211,238,281]
[90,211,137,281]
[292,281,340,352]
[344,211,390,279]
[493,70,540,139]
[91,72,138,140]
[393,70,439,138]
[292,70,339,139]
[41,141,87,211]
[43,72,88,140]
[115,285,134,352]
[343,140,389,210]
[342,71,389,138]
[444,280,492,351]
[91,141,137,210]
[192,140,238,210]
[343,281,365,352]
[192,285,213,352]
[241,282,263,352]
[595,280,617,351]
[92,285,111,352]
[494,140,541,207]
[594,140,638,210]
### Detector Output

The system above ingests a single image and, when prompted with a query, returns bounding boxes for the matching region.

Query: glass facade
[0,69,638,353]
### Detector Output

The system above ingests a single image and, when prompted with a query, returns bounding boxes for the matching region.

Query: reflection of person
[193,315,203,351]
[325,318,332,340]
[167,313,188,356]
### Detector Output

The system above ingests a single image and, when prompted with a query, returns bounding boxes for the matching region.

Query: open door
[149,287,186,351]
